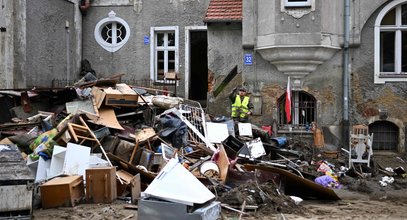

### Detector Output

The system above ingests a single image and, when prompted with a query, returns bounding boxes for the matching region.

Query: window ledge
[277,130,313,135]
[379,73,407,78]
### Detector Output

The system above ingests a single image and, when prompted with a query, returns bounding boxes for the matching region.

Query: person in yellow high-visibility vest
[229,86,254,122]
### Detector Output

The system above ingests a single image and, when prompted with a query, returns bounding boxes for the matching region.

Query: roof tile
[204,0,242,22]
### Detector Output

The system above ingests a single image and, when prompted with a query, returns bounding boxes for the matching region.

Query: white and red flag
[285,77,292,123]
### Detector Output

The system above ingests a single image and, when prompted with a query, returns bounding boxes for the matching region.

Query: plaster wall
[210,0,396,128]
[0,0,26,89]
[0,0,15,89]
[206,23,243,117]
[26,0,76,87]
[82,0,210,97]
[350,2,407,151]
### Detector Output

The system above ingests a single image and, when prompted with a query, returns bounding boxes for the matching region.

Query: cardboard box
[86,167,117,203]
[92,83,138,108]
[40,176,84,208]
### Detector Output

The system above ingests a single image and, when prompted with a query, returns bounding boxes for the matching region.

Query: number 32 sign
[244,54,253,65]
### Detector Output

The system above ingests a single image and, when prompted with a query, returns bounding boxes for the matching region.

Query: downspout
[343,0,350,148]
[79,0,90,15]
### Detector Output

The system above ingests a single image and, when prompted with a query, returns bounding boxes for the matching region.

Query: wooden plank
[244,164,340,200]
[134,127,156,143]
[91,87,106,109]
[116,170,134,185]
[129,140,139,164]
[217,145,230,184]
[131,174,141,204]
[107,153,156,182]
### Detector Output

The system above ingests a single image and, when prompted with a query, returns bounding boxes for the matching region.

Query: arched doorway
[369,121,399,151]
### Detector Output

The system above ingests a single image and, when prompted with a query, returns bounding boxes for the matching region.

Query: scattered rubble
[0,74,406,219]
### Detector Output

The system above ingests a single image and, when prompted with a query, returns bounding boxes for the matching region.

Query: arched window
[369,121,399,151]
[374,0,407,83]
[94,11,130,53]
[278,91,316,130]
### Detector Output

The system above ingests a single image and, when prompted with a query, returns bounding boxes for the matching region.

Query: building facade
[206,0,407,152]
[0,0,406,152]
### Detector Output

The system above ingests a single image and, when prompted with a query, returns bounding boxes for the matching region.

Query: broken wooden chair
[67,120,99,146]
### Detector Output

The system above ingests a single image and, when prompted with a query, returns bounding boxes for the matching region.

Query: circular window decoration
[94,11,130,52]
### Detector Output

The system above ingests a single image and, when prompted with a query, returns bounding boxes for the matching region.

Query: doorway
[185,26,208,107]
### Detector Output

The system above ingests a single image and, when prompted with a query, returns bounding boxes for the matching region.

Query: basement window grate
[369,121,398,151]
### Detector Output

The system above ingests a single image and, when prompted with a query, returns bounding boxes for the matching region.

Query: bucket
[271,137,287,147]
[199,161,220,178]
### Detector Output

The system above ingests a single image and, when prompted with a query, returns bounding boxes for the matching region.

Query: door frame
[184,26,207,99]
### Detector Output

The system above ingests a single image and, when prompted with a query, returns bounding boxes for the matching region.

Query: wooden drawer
[40,175,84,208]
[86,167,117,203]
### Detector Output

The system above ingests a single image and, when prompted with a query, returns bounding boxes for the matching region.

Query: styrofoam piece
[246,137,266,159]
[206,122,229,143]
[290,196,303,205]
[143,158,215,206]
[238,123,252,136]
[62,143,91,176]
[48,145,66,178]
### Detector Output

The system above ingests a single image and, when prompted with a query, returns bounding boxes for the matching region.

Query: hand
[247,111,252,115]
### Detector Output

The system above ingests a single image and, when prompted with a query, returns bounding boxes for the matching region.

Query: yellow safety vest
[231,95,250,119]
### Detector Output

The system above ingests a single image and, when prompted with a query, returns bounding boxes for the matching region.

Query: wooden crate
[86,167,117,203]
[40,175,84,208]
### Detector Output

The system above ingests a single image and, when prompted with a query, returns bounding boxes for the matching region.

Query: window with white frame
[375,1,407,83]
[278,91,316,130]
[94,11,130,53]
[284,0,311,8]
[150,26,179,82]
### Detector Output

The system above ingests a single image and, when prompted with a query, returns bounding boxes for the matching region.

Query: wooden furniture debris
[244,164,340,200]
[92,83,138,108]
[0,144,34,218]
[217,145,230,184]
[349,125,373,168]
[107,153,156,183]
[128,127,158,165]
[67,122,98,145]
[40,175,85,208]
[86,167,117,203]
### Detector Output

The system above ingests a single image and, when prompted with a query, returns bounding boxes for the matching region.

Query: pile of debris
[6,74,401,219]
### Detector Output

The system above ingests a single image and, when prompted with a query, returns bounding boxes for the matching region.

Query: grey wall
[26,0,76,87]
[349,1,407,152]
[82,0,210,96]
[0,0,26,89]
[206,23,243,117]
[208,0,402,129]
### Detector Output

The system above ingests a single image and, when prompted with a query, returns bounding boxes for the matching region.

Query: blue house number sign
[144,36,150,45]
[244,54,253,65]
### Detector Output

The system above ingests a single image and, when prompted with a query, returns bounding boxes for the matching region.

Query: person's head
[238,87,247,96]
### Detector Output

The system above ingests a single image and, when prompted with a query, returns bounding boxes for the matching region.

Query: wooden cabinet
[40,175,84,208]
[86,167,117,203]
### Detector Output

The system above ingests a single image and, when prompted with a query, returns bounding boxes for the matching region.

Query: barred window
[278,91,316,130]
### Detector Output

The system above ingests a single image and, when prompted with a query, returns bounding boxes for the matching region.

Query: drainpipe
[79,0,90,15]
[343,0,350,148]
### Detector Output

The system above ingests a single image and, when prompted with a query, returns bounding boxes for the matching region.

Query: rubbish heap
[5,74,406,219]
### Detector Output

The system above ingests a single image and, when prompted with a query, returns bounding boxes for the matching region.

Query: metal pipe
[343,0,351,147]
